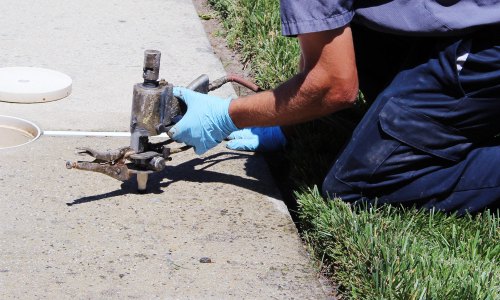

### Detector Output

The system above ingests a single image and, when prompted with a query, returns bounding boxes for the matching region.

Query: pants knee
[322,167,360,203]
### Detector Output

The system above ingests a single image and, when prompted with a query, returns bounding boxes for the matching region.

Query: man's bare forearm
[229,73,355,128]
[228,26,358,129]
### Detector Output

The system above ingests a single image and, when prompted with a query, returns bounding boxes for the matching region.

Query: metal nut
[149,156,165,171]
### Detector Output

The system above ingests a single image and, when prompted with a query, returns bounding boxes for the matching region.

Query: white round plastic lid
[0,67,72,103]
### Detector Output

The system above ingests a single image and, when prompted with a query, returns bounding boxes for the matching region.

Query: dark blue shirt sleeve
[280,0,354,36]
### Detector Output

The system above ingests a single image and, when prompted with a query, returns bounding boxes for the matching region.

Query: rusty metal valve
[66,49,261,192]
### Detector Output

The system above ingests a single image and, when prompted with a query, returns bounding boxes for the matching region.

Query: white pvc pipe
[42,131,170,138]
[43,131,131,137]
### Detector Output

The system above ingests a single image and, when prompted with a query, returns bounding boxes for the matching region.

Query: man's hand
[226,127,287,152]
[168,87,238,155]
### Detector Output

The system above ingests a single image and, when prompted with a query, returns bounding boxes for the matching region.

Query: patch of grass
[207,0,500,298]
[198,13,215,20]
[298,187,499,299]
[207,0,299,89]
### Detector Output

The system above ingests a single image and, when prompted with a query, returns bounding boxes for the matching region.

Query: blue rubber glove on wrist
[226,127,287,152]
[168,87,238,155]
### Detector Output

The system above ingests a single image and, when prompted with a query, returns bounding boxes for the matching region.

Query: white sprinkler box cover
[0,67,72,103]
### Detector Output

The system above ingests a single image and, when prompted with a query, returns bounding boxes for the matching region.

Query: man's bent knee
[322,166,361,203]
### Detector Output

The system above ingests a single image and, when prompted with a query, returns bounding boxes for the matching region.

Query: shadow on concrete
[67,151,278,206]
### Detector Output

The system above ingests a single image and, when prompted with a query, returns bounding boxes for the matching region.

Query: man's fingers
[173,87,196,106]
[193,146,206,155]
[227,128,255,140]
[226,138,259,151]
[168,118,212,155]
[226,132,239,140]
[167,118,190,142]
[166,125,180,141]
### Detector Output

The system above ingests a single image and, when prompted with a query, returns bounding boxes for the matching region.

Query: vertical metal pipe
[143,50,161,85]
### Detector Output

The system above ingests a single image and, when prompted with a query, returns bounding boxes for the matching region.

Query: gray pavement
[0,0,329,299]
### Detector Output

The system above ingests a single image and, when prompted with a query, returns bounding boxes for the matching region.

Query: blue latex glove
[226,127,287,152]
[168,87,238,155]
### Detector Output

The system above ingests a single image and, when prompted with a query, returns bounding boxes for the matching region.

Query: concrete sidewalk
[0,1,329,299]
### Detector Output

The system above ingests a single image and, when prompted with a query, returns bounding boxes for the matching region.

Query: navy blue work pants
[323,25,500,214]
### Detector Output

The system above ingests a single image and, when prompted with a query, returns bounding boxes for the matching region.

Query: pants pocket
[379,98,472,162]
[332,97,472,194]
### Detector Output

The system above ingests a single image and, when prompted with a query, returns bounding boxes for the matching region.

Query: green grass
[298,187,499,299]
[208,0,300,89]
[207,0,500,298]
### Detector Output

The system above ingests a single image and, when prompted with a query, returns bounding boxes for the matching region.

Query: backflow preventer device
[66,50,261,192]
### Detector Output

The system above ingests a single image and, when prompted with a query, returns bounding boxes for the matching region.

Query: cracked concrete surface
[0,0,329,298]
